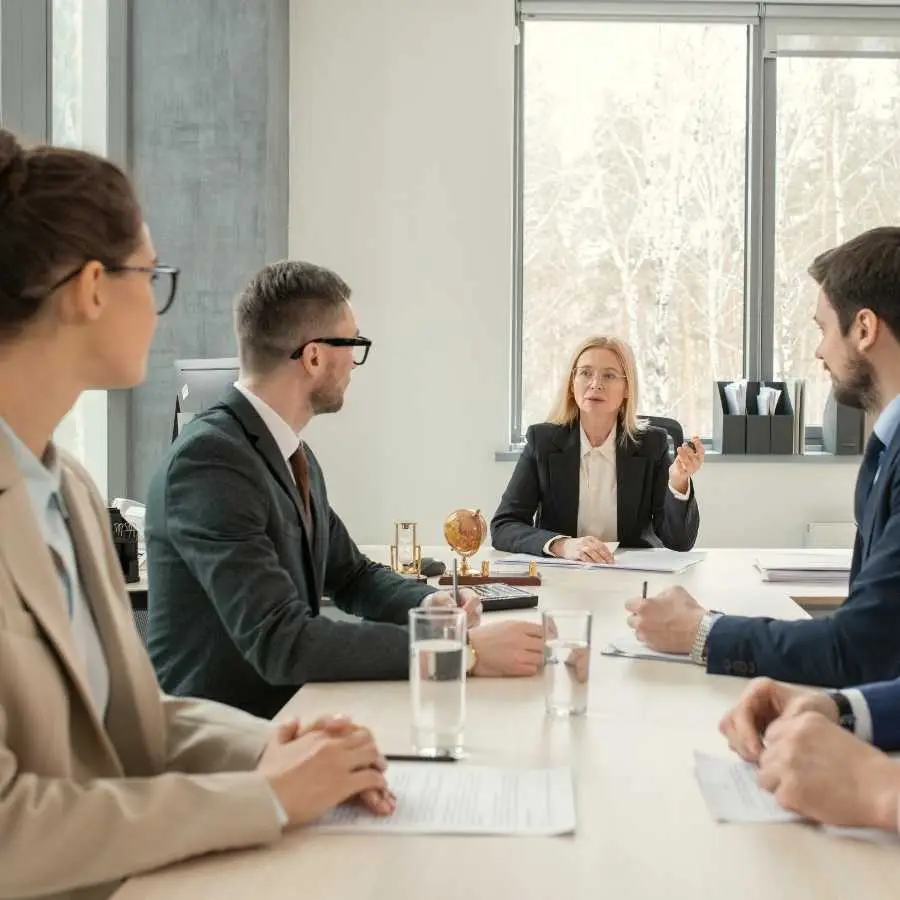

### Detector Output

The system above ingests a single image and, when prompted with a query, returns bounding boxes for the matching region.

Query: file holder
[768,382,795,455]
[712,381,747,454]
[746,381,796,455]
[745,382,770,455]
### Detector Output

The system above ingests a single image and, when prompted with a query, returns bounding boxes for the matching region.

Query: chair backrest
[642,415,684,454]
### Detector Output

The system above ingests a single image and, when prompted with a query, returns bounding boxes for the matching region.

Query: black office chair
[642,415,684,455]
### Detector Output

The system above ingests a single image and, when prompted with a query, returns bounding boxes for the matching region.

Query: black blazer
[145,388,433,719]
[491,422,699,555]
[708,424,900,687]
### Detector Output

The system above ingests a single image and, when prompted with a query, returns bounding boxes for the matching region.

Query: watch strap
[689,611,724,666]
[827,691,856,732]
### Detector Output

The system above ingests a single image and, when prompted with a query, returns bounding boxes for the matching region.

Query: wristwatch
[465,634,478,674]
[689,611,724,666]
[826,691,856,731]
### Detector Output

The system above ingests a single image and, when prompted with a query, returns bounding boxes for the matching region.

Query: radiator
[804,522,856,549]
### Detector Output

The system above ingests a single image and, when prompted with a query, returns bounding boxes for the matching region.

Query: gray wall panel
[129,0,289,497]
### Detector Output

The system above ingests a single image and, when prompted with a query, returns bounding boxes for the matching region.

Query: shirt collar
[0,416,62,496]
[873,393,900,450]
[580,424,617,461]
[233,381,302,461]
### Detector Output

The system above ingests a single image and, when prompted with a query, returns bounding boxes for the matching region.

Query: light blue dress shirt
[872,393,900,481]
[0,417,109,718]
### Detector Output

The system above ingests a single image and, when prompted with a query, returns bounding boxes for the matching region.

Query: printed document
[311,763,576,836]
[694,752,900,844]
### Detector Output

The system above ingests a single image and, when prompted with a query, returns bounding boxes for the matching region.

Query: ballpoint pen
[385,754,457,763]
[452,557,460,607]
[642,580,648,599]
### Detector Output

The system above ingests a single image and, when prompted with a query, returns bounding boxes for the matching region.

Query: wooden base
[437,573,542,587]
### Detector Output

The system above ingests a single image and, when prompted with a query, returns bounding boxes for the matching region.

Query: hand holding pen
[421,559,483,627]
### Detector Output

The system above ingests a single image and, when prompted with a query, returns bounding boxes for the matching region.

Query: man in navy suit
[625,226,900,687]
[718,677,900,834]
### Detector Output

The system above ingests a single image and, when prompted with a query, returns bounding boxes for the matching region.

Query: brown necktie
[288,445,313,533]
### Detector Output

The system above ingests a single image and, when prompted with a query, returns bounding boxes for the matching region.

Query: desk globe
[442,508,487,576]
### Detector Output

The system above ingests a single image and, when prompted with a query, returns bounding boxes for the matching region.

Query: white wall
[289,0,858,548]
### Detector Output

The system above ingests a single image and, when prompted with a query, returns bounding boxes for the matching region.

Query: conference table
[114,547,900,900]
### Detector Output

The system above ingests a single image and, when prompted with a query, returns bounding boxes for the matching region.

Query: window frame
[510,1,900,451]
[0,0,129,498]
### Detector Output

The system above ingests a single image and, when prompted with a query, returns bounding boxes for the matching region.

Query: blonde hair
[547,335,644,442]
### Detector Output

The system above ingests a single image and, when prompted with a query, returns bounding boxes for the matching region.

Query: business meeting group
[3,118,900,899]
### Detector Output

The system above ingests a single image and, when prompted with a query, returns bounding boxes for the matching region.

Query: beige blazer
[0,435,282,900]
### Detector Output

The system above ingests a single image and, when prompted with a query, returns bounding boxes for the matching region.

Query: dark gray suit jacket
[491,422,699,556]
[145,388,433,719]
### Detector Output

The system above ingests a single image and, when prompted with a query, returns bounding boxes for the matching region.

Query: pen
[452,557,460,607]
[642,580,648,599]
[385,754,457,763]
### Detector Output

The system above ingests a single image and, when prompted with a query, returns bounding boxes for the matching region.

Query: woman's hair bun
[0,130,28,201]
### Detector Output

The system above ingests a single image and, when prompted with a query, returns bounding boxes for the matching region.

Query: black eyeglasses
[290,336,373,366]
[42,263,180,315]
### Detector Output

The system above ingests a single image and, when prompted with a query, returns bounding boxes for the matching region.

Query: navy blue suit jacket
[707,426,900,687]
[860,679,900,751]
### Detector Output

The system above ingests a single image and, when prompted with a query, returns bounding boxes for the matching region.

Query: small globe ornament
[443,508,488,576]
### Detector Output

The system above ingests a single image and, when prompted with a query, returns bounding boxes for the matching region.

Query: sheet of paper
[693,752,802,823]
[310,763,576,836]
[601,633,693,665]
[493,549,703,574]
[695,753,900,842]
[824,826,900,846]
[613,549,706,573]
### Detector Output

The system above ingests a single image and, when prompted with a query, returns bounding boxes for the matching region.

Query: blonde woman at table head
[0,129,391,900]
[491,335,704,563]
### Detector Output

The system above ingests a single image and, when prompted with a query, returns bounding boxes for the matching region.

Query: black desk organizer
[713,381,796,455]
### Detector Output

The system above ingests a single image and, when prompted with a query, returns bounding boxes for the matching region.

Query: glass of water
[543,610,592,717]
[408,606,467,758]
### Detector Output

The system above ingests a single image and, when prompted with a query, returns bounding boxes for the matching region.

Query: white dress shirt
[233,382,302,472]
[576,426,619,542]
[0,417,110,718]
[545,425,690,554]
[842,688,875,743]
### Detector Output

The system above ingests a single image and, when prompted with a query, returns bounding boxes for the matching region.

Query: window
[513,3,900,449]
[773,56,900,426]
[521,20,748,437]
[51,0,84,149]
[50,0,111,495]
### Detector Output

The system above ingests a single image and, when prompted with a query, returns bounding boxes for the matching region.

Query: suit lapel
[547,425,581,537]
[616,437,646,542]
[0,438,120,768]
[221,389,312,543]
[61,468,153,774]
[861,427,900,555]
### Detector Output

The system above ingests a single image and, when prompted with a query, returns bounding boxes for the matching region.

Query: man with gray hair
[146,261,543,719]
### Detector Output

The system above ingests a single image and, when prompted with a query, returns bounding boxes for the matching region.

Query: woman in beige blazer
[0,130,393,900]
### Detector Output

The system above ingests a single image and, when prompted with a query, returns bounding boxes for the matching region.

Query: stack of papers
[756,385,782,416]
[693,752,900,845]
[723,380,748,415]
[311,763,576,836]
[755,551,851,584]
[493,550,706,575]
